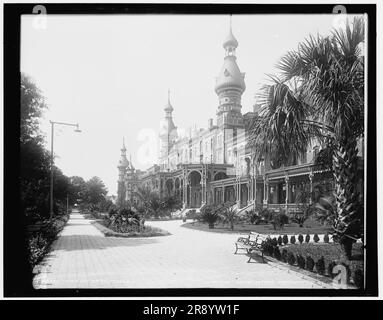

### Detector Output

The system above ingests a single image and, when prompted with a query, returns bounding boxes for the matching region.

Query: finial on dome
[223,15,238,51]
[122,137,126,151]
[164,89,173,112]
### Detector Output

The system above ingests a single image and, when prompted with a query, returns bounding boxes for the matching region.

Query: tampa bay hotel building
[116,24,364,216]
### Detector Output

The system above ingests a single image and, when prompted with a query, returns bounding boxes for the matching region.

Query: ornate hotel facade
[116,25,364,215]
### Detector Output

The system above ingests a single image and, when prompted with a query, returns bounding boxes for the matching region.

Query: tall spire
[214,16,245,128]
[223,15,238,56]
[121,137,126,152]
[118,137,129,168]
[164,89,173,113]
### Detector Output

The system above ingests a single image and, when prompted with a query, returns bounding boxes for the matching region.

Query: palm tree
[133,186,162,218]
[220,202,238,230]
[248,17,364,259]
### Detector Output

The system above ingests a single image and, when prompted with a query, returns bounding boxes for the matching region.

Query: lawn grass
[182,220,332,235]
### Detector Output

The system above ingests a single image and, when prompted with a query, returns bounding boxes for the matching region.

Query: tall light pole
[50,121,81,219]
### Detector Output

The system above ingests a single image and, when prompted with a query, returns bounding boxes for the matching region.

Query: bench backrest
[247,232,269,244]
[256,235,269,244]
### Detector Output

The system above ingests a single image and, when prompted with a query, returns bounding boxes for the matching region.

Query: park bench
[234,232,270,263]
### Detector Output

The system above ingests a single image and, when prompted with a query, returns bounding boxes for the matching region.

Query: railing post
[285,175,289,213]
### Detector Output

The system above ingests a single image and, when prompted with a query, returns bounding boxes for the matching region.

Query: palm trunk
[332,137,361,259]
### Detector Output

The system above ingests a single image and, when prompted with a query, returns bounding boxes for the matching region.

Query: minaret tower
[159,90,178,168]
[215,17,246,128]
[117,137,129,206]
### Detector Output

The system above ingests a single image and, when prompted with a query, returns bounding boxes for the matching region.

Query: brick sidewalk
[33,212,327,289]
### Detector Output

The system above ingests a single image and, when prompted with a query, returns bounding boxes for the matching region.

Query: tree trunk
[208,222,214,229]
[332,137,362,257]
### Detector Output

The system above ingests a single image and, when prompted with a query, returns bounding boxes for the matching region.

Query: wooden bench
[234,232,269,262]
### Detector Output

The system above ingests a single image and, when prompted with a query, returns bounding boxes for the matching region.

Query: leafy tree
[83,176,108,211]
[248,18,364,259]
[68,176,87,206]
[20,73,50,220]
[52,167,72,214]
[161,195,183,216]
[20,73,47,144]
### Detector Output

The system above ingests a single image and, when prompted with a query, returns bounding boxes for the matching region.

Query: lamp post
[50,121,81,219]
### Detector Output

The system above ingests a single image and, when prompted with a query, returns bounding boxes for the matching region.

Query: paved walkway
[33,211,327,289]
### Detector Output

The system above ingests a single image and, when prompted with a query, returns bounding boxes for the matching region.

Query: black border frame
[3,3,378,298]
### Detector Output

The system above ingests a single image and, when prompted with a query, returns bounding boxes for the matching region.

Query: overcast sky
[21,13,353,195]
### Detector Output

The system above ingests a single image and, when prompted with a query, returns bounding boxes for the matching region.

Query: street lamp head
[74,124,82,133]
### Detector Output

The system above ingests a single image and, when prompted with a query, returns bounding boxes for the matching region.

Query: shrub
[306,256,315,271]
[28,233,50,267]
[273,246,281,260]
[249,212,259,224]
[186,209,198,221]
[277,235,283,246]
[297,254,306,269]
[291,211,308,227]
[259,208,274,222]
[104,208,144,233]
[315,256,326,275]
[281,249,288,263]
[262,238,275,256]
[313,234,320,243]
[324,233,330,243]
[108,206,118,217]
[290,235,296,244]
[272,213,289,230]
[305,234,311,243]
[200,205,220,229]
[327,261,337,278]
[271,237,278,247]
[28,214,70,268]
[282,234,288,245]
[287,252,296,266]
[298,234,304,244]
[352,269,364,289]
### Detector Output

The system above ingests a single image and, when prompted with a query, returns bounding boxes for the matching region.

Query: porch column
[247,181,252,205]
[285,176,289,211]
[223,185,226,203]
[309,171,314,205]
[263,176,268,206]
[237,180,241,207]
[184,171,189,208]
[201,168,206,206]
[254,179,257,209]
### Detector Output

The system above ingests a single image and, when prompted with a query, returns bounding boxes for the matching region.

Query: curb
[261,254,357,289]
